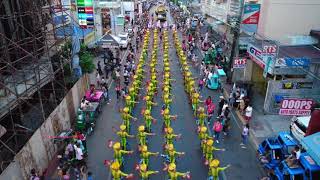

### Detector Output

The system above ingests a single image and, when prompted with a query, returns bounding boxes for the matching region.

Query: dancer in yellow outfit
[137,125,155,146]
[191,92,202,116]
[143,109,157,132]
[139,145,159,165]
[163,94,173,109]
[164,127,181,145]
[164,163,190,180]
[108,161,133,180]
[116,125,134,150]
[121,107,137,132]
[145,96,157,111]
[137,163,159,180]
[112,142,133,166]
[165,143,185,163]
[203,139,225,164]
[198,126,213,152]
[125,95,138,113]
[197,107,208,126]
[162,108,177,129]
[208,159,230,180]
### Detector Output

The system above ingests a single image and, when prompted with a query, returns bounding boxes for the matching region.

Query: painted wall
[0,75,89,179]
[258,0,320,43]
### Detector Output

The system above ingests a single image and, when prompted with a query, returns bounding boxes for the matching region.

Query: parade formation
[103,6,232,179]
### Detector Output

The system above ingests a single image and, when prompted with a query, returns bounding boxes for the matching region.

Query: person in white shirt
[74,143,84,167]
[245,104,253,122]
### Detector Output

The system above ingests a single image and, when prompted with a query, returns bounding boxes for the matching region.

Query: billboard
[241,4,261,34]
[279,98,314,116]
[77,0,94,28]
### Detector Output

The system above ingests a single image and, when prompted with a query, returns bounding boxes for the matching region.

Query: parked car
[118,33,130,49]
[290,116,310,144]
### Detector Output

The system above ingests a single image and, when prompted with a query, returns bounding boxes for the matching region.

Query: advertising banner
[241,4,261,34]
[262,45,277,77]
[77,0,94,28]
[279,98,314,116]
[247,43,264,68]
[233,58,247,69]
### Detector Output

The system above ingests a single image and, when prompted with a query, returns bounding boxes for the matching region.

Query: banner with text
[241,4,261,34]
[279,98,314,116]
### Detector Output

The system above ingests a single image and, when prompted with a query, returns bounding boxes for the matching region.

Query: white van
[118,33,130,49]
[290,116,310,143]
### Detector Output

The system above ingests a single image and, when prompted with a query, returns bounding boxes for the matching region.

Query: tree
[79,44,95,73]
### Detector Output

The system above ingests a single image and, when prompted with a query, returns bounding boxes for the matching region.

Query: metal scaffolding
[0,0,73,173]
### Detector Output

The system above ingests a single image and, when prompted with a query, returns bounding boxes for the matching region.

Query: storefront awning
[98,34,120,48]
[278,45,320,64]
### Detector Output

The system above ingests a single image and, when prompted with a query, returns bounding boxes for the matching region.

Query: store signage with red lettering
[279,98,314,116]
[233,58,247,68]
[262,45,277,55]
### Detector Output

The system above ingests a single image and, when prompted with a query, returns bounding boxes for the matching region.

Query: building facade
[239,0,320,114]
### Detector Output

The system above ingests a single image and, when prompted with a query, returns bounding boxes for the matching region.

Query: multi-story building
[200,0,320,114]
[0,0,73,174]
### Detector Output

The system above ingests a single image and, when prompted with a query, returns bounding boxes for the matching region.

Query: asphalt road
[85,5,264,180]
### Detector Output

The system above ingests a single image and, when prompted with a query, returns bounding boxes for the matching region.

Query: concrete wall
[0,74,89,180]
[258,0,320,43]
[264,79,320,114]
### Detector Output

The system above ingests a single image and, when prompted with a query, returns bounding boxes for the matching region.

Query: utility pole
[228,0,245,81]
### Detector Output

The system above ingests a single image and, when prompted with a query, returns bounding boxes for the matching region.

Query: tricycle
[257,132,298,170]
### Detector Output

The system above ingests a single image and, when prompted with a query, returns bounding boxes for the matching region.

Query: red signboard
[279,98,314,116]
[233,58,247,68]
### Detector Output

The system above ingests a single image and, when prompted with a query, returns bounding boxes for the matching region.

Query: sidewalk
[222,84,291,148]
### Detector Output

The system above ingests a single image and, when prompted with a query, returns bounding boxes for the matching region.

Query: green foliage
[61,40,72,59]
[79,44,95,73]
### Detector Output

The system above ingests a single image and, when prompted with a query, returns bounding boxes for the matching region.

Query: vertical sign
[241,4,261,34]
[77,0,94,28]
[262,45,277,77]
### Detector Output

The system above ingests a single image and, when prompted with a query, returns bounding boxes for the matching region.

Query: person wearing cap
[164,127,181,145]
[121,107,137,132]
[137,163,159,179]
[164,162,190,180]
[108,161,133,180]
[112,142,133,165]
[143,109,157,132]
[137,125,155,146]
[162,108,178,130]
[203,139,225,163]
[139,145,159,165]
[164,143,185,163]
[116,125,134,150]
[208,159,230,180]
